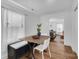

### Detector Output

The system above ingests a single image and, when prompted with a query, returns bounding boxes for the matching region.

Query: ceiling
[2,0,77,15]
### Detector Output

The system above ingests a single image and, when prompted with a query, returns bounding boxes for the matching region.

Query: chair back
[43,38,50,49]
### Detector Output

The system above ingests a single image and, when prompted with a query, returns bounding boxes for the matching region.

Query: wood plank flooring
[20,38,77,59]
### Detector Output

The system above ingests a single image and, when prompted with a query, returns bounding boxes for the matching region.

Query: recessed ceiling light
[32,9,34,11]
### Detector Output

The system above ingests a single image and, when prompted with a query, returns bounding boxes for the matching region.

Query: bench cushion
[10,41,28,49]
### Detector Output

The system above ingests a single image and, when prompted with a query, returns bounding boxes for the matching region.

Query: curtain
[7,10,25,44]
[1,7,8,59]
[1,7,25,59]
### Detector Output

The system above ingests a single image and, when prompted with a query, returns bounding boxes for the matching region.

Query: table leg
[28,43,37,59]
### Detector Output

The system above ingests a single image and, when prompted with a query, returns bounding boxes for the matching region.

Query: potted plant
[37,24,42,36]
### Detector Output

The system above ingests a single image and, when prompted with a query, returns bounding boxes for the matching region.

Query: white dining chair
[33,38,51,59]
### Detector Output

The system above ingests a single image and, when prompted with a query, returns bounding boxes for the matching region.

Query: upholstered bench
[8,41,29,59]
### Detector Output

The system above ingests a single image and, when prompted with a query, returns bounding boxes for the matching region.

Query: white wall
[72,10,78,54]
[64,10,78,54]
[25,14,40,36]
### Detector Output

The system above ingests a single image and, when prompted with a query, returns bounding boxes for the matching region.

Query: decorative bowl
[32,35,40,39]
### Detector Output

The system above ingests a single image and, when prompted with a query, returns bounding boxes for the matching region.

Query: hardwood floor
[20,37,77,59]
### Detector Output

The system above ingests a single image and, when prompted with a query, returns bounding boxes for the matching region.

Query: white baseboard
[64,44,78,55]
[1,54,7,59]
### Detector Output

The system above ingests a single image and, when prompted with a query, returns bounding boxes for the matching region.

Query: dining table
[21,35,49,59]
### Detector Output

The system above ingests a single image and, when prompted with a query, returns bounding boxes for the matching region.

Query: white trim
[1,54,7,59]
[64,44,78,55]
[8,0,36,13]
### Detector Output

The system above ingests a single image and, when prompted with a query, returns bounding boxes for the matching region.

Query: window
[56,24,64,35]
[2,8,25,44]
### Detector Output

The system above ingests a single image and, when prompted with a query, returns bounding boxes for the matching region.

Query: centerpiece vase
[37,32,41,36]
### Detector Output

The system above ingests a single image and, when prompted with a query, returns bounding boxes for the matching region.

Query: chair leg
[48,47,51,58]
[42,52,44,59]
[33,49,35,54]
[32,49,35,59]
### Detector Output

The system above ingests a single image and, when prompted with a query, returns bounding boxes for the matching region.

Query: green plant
[37,24,42,32]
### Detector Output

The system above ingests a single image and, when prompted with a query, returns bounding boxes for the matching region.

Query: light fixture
[32,9,34,11]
